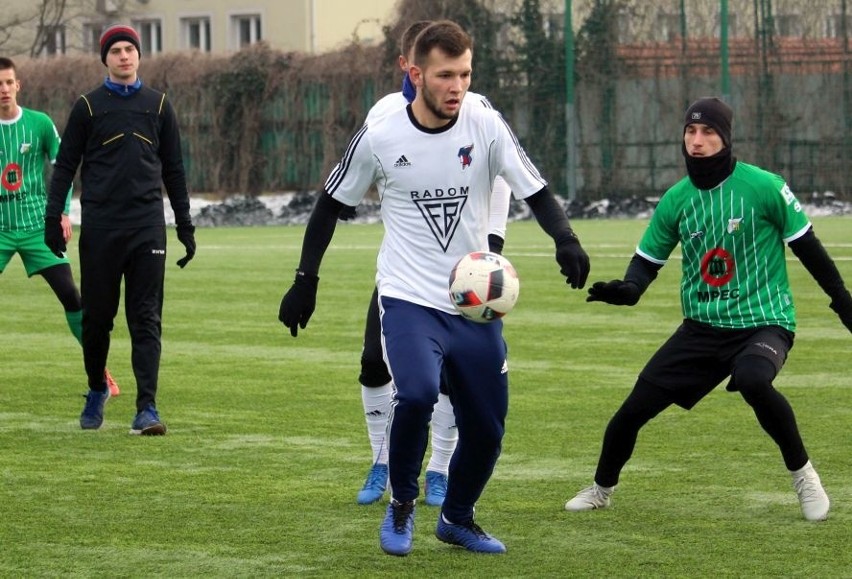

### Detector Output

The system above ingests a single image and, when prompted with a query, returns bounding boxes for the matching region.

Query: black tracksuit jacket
[46,83,191,227]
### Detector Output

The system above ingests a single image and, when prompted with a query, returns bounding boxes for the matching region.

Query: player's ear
[409,64,424,88]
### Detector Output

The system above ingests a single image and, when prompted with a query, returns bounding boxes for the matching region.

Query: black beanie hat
[99,24,141,65]
[684,97,733,148]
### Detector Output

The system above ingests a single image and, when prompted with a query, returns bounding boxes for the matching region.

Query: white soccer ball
[448,251,520,323]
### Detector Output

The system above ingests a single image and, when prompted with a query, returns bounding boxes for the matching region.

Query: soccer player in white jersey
[0,57,120,396]
[352,20,513,509]
[565,97,852,522]
[280,20,590,555]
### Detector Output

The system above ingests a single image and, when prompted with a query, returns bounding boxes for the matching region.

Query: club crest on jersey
[19,143,31,154]
[727,218,743,234]
[412,194,469,253]
[458,144,474,169]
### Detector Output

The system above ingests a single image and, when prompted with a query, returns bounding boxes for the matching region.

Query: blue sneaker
[80,388,110,430]
[435,514,506,554]
[130,404,167,436]
[380,499,415,556]
[424,470,448,507]
[357,463,388,505]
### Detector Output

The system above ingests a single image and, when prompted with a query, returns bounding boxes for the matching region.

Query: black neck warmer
[683,144,736,189]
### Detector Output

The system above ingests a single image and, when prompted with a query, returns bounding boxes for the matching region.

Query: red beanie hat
[99,24,141,65]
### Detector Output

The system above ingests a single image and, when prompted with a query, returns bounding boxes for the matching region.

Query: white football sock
[426,393,458,475]
[362,383,393,464]
[595,483,615,495]
[790,460,814,479]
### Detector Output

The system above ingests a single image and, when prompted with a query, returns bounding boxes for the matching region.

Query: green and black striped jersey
[637,162,810,331]
[0,107,70,232]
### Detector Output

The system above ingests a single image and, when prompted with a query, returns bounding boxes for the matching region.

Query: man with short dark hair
[0,56,120,396]
[45,24,196,435]
[352,19,512,509]
[280,20,589,555]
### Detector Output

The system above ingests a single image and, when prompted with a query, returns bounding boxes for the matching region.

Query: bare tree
[26,0,68,57]
[0,0,132,58]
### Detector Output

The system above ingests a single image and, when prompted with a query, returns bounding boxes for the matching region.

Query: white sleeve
[492,115,547,200]
[488,176,511,238]
[322,123,377,206]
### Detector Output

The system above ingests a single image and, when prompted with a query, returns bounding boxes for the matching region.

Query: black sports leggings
[40,263,81,311]
[594,357,809,487]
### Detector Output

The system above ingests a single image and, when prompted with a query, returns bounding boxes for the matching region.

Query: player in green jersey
[0,57,119,396]
[565,97,851,522]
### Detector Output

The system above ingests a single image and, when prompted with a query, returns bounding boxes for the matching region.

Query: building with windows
[5,0,849,59]
[3,0,399,58]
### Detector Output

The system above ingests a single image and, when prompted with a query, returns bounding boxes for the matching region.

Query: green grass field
[1,217,850,577]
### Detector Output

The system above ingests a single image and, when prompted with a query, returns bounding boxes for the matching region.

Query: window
[133,19,163,56]
[38,24,66,56]
[655,12,680,42]
[83,23,104,54]
[616,11,635,43]
[96,0,119,14]
[824,14,852,38]
[714,14,739,38]
[774,14,802,37]
[231,14,262,49]
[543,12,562,40]
[181,17,212,52]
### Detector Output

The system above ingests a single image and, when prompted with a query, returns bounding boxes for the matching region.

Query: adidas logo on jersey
[394,155,411,167]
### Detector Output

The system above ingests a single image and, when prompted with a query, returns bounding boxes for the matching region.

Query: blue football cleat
[435,514,506,554]
[424,470,448,507]
[357,463,388,505]
[380,499,415,556]
[80,388,110,430]
[130,404,167,435]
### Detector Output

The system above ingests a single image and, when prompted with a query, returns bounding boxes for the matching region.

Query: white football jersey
[324,103,546,314]
[366,90,512,239]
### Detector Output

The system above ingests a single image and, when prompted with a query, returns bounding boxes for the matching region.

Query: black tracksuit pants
[79,226,166,412]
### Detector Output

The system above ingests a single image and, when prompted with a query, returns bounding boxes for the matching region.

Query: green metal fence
[20,0,852,199]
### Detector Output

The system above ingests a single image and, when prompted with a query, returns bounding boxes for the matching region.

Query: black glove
[488,233,504,255]
[44,216,66,258]
[279,270,319,337]
[176,224,196,268]
[555,233,590,289]
[830,294,852,333]
[338,205,357,221]
[586,279,641,306]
